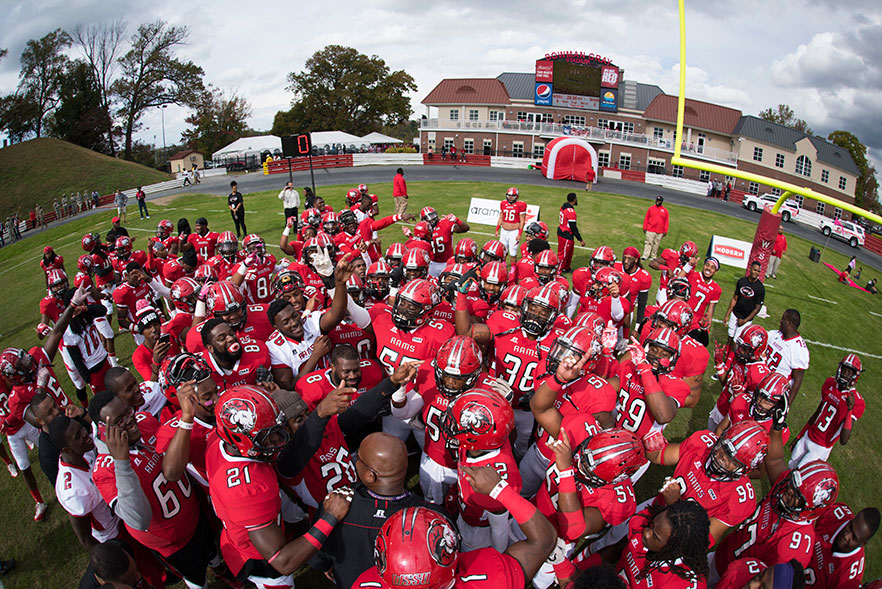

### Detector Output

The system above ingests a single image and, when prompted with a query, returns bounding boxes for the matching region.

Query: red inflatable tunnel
[540,136,599,181]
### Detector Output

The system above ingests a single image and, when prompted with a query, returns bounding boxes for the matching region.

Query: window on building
[517,111,528,122]
[597,119,608,129]
[540,113,553,123]
[622,122,635,134]
[482,139,492,155]
[834,208,843,220]
[770,188,782,196]
[563,115,586,126]
[753,147,763,162]
[793,194,804,208]
[775,153,785,168]
[489,111,502,122]
[795,155,812,177]
[839,176,847,190]
[443,138,454,151]
[468,110,479,121]
[672,164,684,178]
[653,127,664,141]
[597,152,610,168]
[748,181,759,195]
[820,169,829,183]
[816,202,825,215]
[463,138,474,154]
[533,143,545,158]
[619,154,631,170]
[512,142,524,157]
[449,109,459,121]
[647,158,666,174]
[699,170,710,182]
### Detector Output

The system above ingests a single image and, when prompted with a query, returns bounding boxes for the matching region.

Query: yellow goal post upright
[670,0,882,226]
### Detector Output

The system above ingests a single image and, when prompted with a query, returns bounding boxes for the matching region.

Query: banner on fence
[466,197,541,226]
[707,234,754,269]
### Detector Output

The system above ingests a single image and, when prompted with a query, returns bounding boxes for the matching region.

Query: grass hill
[0,137,170,217]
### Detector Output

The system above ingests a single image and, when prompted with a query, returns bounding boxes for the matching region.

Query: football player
[111,263,159,345]
[522,250,570,291]
[766,308,810,402]
[710,324,772,431]
[496,187,528,264]
[421,206,470,276]
[685,256,722,345]
[39,245,65,278]
[805,502,878,589]
[160,247,197,288]
[717,372,792,442]
[108,236,147,276]
[199,318,271,391]
[151,218,180,254]
[229,234,284,305]
[648,240,698,305]
[480,239,507,266]
[182,217,219,263]
[205,231,241,281]
[295,344,385,410]
[356,197,413,262]
[453,238,479,265]
[615,246,653,332]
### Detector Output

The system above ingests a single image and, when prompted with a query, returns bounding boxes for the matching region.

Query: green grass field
[0,181,879,588]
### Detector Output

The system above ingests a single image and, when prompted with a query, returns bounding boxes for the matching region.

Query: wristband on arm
[489,480,537,525]
[552,557,577,582]
[303,513,338,549]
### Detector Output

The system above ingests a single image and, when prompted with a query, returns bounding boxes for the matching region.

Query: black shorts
[156,510,217,586]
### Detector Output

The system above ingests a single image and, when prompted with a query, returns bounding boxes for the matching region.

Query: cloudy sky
[1,0,881,165]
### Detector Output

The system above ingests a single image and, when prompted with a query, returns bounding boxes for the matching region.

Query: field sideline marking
[870,311,882,318]
[807,295,839,304]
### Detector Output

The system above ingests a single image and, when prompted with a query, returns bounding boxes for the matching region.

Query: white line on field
[808,295,838,304]
[870,311,882,318]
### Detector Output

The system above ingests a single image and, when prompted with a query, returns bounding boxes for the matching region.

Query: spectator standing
[278,181,300,223]
[722,260,765,343]
[113,189,128,223]
[303,186,315,209]
[61,194,68,218]
[28,210,36,231]
[584,165,596,191]
[35,203,45,229]
[12,212,21,239]
[845,255,856,275]
[76,191,84,213]
[724,181,732,201]
[707,178,714,197]
[392,168,408,216]
[427,145,433,160]
[228,181,247,237]
[450,144,457,162]
[768,227,787,278]
[53,197,60,221]
[557,192,585,272]
[135,187,149,220]
[641,195,669,259]
[91,189,100,209]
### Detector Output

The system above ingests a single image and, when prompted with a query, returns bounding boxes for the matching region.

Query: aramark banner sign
[708,235,754,269]
[467,197,541,226]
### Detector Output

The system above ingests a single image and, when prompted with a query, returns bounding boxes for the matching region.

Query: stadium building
[419,51,859,218]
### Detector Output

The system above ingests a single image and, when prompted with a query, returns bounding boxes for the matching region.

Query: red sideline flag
[747,208,781,280]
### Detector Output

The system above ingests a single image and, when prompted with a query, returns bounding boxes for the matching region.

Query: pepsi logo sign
[536,84,552,98]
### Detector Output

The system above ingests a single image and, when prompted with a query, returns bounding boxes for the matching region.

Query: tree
[113,21,205,160]
[282,45,416,136]
[49,60,110,152]
[758,104,814,135]
[0,94,40,141]
[270,103,306,137]
[828,130,879,209]
[181,87,252,156]
[16,29,72,137]
[73,20,126,155]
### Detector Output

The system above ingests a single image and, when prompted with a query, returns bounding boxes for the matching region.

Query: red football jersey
[657,248,683,290]
[803,378,865,448]
[110,250,148,276]
[40,255,65,275]
[239,254,277,304]
[671,334,710,379]
[39,295,66,323]
[205,254,239,281]
[614,360,690,440]
[355,547,525,588]
[154,413,215,487]
[205,436,282,576]
[200,336,269,391]
[3,347,67,435]
[715,360,771,417]
[577,295,631,327]
[557,205,577,234]
[432,301,455,324]
[714,472,817,573]
[726,393,790,442]
[510,256,535,284]
[295,359,385,410]
[334,230,365,257]
[373,312,455,374]
[165,311,193,344]
[490,327,561,408]
[652,431,756,528]
[161,257,192,287]
[327,319,375,359]
[92,413,199,557]
[280,416,355,509]
[187,232,218,263]
[533,374,614,462]
[501,200,527,225]
[806,503,866,589]
[486,310,520,335]
[404,238,433,258]
[112,281,156,324]
[457,442,522,527]
[616,263,653,307]
[429,218,460,263]
[687,270,721,329]
[715,557,767,589]
[520,275,570,293]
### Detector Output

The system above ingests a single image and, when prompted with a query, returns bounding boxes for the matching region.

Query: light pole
[160,105,168,168]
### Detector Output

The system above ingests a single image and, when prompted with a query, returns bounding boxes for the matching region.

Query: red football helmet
[590,245,616,272]
[159,353,212,402]
[217,231,238,262]
[591,267,622,298]
[644,327,681,375]
[155,219,174,239]
[194,263,218,285]
[385,242,407,267]
[302,233,336,267]
[170,277,199,313]
[535,250,559,285]
[403,248,431,282]
[215,385,290,461]
[575,311,606,338]
[366,259,391,299]
[705,421,769,481]
[480,240,506,265]
[679,241,698,264]
[505,187,519,202]
[358,183,369,195]
[524,221,548,240]
[346,274,364,303]
[346,189,361,207]
[751,372,791,421]
[652,299,694,336]
[47,268,69,297]
[81,232,100,252]
[835,354,862,390]
[521,284,561,337]
[115,236,133,259]
[772,460,839,522]
[499,284,527,314]
[572,428,644,488]
[321,212,340,235]
[442,388,514,451]
[666,277,692,300]
[546,326,602,377]
[549,282,570,313]
[77,254,93,274]
[0,348,36,385]
[420,206,439,228]
[243,234,266,258]
[413,221,432,241]
[271,270,305,298]
[479,261,507,302]
[439,263,471,301]
[304,208,322,229]
[374,507,459,589]
[392,278,440,330]
[434,336,483,398]
[454,239,478,264]
[206,280,246,317]
[735,324,768,362]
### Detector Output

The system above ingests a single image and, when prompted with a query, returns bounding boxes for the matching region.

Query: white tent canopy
[310,131,368,149]
[212,135,281,160]
[360,132,403,144]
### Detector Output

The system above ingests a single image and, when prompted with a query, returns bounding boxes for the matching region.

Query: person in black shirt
[105,216,129,246]
[312,432,435,588]
[27,390,85,486]
[228,180,247,237]
[723,260,765,346]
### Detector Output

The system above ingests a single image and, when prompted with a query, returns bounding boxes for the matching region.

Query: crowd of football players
[0,182,877,588]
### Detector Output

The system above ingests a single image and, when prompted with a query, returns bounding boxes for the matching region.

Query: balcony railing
[420,118,738,164]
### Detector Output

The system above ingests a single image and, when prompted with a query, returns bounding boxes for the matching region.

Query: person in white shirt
[765,308,810,401]
[278,181,301,224]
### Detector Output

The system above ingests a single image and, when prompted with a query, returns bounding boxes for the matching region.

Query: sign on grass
[708,234,753,269]
[466,197,541,227]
